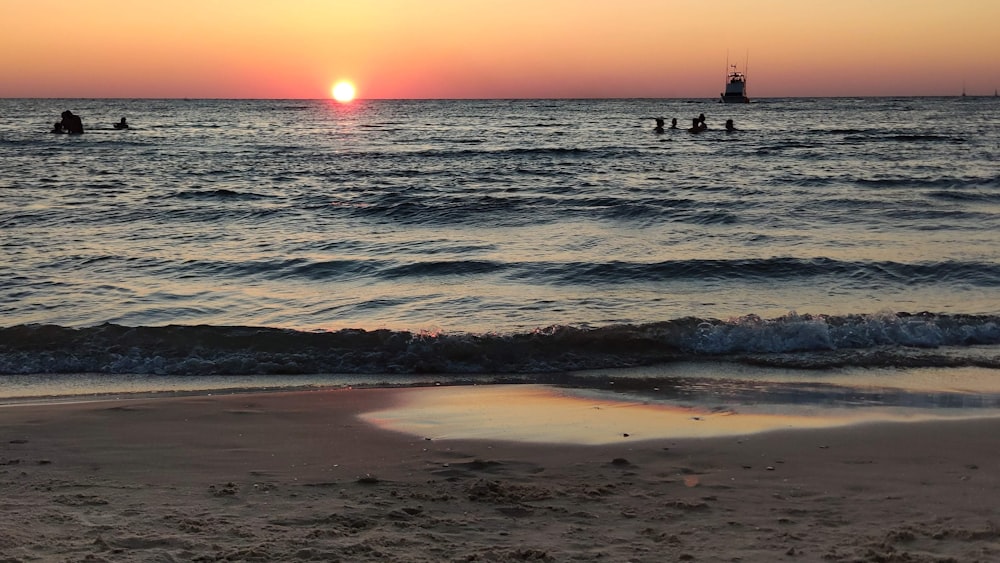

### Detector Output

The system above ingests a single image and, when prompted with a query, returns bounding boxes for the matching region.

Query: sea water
[1,97,998,407]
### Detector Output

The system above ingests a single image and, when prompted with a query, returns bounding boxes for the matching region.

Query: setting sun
[332,81,356,102]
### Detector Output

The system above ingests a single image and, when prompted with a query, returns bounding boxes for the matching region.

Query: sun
[332,81,356,103]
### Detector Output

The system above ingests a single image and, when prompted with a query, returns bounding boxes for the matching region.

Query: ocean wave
[1,312,997,376]
[531,258,1000,287]
[167,188,277,201]
[856,177,995,189]
[352,146,637,161]
[381,260,505,279]
[24,255,1000,288]
[256,257,1000,287]
[889,134,966,143]
[928,190,1000,203]
[843,134,966,144]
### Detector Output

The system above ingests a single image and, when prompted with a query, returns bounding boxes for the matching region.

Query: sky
[3,0,998,99]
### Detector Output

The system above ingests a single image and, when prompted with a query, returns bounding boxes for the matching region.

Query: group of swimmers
[51,111,129,134]
[654,114,737,134]
[53,108,734,136]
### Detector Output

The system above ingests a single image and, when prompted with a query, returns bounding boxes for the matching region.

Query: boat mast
[744,51,749,94]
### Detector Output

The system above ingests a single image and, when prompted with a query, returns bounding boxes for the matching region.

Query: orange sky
[3,0,998,99]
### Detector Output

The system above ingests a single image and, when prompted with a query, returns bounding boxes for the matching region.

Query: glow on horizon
[2,0,998,99]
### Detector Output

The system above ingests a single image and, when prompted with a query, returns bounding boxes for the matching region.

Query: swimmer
[725,119,736,132]
[60,110,84,134]
[113,117,129,130]
[654,117,665,133]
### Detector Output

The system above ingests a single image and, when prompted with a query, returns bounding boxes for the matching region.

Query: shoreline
[2,386,999,561]
[4,360,1000,402]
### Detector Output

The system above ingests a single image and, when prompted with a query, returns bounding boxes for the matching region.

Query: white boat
[720,64,750,104]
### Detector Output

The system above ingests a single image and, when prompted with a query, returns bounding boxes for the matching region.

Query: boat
[720,64,750,104]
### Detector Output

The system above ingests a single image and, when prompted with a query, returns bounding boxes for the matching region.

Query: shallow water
[361,382,1000,444]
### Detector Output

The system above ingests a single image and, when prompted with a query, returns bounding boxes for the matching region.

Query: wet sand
[2,385,999,562]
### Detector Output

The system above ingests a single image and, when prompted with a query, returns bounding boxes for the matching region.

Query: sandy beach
[2,385,999,562]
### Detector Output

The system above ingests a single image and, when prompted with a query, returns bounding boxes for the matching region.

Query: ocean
[1,97,999,408]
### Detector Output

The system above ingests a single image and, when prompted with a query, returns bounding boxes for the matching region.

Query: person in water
[688,117,706,133]
[670,118,678,129]
[697,113,707,129]
[653,117,665,133]
[51,121,65,133]
[725,119,736,131]
[60,110,84,134]
[113,117,129,130]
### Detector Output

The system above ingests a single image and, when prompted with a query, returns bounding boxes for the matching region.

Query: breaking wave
[2,312,998,376]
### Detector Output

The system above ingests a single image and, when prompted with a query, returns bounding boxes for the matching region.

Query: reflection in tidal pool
[361,384,1000,445]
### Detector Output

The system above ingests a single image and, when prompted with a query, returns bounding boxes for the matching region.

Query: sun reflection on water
[361,384,998,445]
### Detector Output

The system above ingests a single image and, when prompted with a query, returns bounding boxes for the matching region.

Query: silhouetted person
[725,119,736,131]
[654,117,665,133]
[113,117,129,130]
[51,121,65,133]
[60,110,84,134]
[697,113,707,129]
[670,118,678,129]
[688,117,706,133]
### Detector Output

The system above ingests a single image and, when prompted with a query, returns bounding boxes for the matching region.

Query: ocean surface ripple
[1,97,998,378]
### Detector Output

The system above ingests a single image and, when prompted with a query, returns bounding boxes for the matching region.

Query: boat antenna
[746,51,750,100]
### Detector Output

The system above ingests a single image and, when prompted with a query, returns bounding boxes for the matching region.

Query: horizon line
[2,94,993,101]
